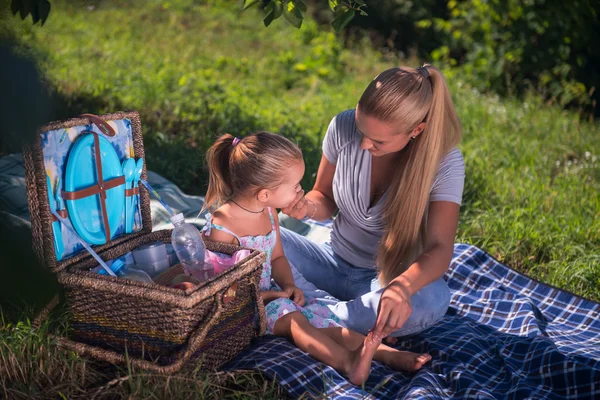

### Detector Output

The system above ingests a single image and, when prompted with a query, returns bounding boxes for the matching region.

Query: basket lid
[23,111,153,273]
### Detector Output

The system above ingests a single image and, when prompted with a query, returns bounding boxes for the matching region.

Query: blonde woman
[281,64,464,341]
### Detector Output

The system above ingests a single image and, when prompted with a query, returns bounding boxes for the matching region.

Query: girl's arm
[282,155,338,221]
[270,212,305,306]
[373,201,460,339]
[203,211,294,304]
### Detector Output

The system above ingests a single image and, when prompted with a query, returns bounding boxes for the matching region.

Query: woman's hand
[281,284,305,306]
[281,190,310,220]
[373,281,413,339]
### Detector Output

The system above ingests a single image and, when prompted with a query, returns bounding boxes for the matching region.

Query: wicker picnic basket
[24,111,267,373]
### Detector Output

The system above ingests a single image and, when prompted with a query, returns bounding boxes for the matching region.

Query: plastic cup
[132,241,169,275]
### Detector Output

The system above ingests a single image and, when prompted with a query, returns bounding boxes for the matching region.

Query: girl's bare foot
[345,331,382,386]
[384,350,431,372]
[384,336,398,345]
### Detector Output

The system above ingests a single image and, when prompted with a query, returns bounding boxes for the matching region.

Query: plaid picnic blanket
[143,165,600,399]
[2,154,599,399]
[224,242,600,399]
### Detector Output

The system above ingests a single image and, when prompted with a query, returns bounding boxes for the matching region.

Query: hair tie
[417,65,431,81]
[232,137,241,147]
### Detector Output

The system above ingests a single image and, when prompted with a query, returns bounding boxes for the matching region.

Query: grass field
[1,0,598,398]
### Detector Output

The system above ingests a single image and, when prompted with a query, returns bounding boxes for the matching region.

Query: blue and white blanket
[2,154,599,399]
[226,242,600,399]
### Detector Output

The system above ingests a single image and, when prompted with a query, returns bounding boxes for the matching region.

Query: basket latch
[223,282,239,305]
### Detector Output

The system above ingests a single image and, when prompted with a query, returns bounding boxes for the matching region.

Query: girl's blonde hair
[358,65,461,285]
[204,131,303,210]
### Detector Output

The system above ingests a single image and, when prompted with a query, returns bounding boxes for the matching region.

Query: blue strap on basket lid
[60,114,125,243]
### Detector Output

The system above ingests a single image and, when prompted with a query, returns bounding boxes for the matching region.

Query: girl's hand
[260,290,291,305]
[281,190,309,220]
[373,281,413,340]
[282,284,305,306]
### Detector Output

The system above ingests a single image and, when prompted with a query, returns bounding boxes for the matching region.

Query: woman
[281,64,464,340]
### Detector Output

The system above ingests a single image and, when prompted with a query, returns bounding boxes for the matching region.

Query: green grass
[1,0,599,397]
[0,307,289,399]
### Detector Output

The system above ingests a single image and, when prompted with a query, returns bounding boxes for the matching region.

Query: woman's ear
[410,122,426,138]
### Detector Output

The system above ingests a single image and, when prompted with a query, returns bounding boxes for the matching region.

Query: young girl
[201,131,431,385]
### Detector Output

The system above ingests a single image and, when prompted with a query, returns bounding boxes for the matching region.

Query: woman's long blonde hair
[358,65,461,285]
[203,131,303,211]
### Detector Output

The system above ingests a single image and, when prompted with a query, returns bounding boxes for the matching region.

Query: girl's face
[265,159,305,209]
[355,106,424,157]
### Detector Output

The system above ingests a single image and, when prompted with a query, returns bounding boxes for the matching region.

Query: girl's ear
[256,188,270,203]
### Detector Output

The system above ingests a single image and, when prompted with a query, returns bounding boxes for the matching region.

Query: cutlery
[46,175,64,261]
[122,158,136,233]
[55,176,66,260]
[131,158,144,231]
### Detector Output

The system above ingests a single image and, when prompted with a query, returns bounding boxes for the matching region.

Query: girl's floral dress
[203,208,341,333]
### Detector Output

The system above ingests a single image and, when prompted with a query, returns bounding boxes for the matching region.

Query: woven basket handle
[33,291,227,374]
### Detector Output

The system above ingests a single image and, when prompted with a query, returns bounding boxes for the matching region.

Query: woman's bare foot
[345,331,382,386]
[383,350,431,372]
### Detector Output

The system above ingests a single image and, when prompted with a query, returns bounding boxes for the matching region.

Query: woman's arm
[282,155,338,221]
[373,200,460,338]
[393,201,459,295]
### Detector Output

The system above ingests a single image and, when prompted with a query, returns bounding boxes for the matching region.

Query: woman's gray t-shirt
[322,109,465,269]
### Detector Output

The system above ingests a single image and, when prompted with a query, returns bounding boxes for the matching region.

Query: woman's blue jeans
[280,227,451,337]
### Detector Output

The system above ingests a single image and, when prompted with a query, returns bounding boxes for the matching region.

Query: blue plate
[65,133,125,245]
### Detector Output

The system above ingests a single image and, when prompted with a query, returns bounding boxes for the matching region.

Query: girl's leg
[273,311,380,385]
[320,327,431,372]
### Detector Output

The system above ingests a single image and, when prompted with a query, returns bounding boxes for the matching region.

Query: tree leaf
[30,0,40,24]
[11,0,19,15]
[283,0,302,28]
[240,0,260,11]
[263,2,276,27]
[39,0,50,26]
[333,4,349,17]
[328,0,339,12]
[294,0,307,13]
[331,9,355,32]
[19,0,32,20]
[273,1,283,19]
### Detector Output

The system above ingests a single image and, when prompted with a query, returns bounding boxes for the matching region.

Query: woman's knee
[391,278,451,336]
[424,278,451,320]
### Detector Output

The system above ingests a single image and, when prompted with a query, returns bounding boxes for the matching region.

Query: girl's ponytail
[204,134,236,211]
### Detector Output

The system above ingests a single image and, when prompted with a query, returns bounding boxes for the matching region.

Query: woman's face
[355,106,424,157]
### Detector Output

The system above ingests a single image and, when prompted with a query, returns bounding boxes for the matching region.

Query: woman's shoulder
[323,109,359,162]
[430,147,465,204]
[329,109,359,141]
[439,147,464,170]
